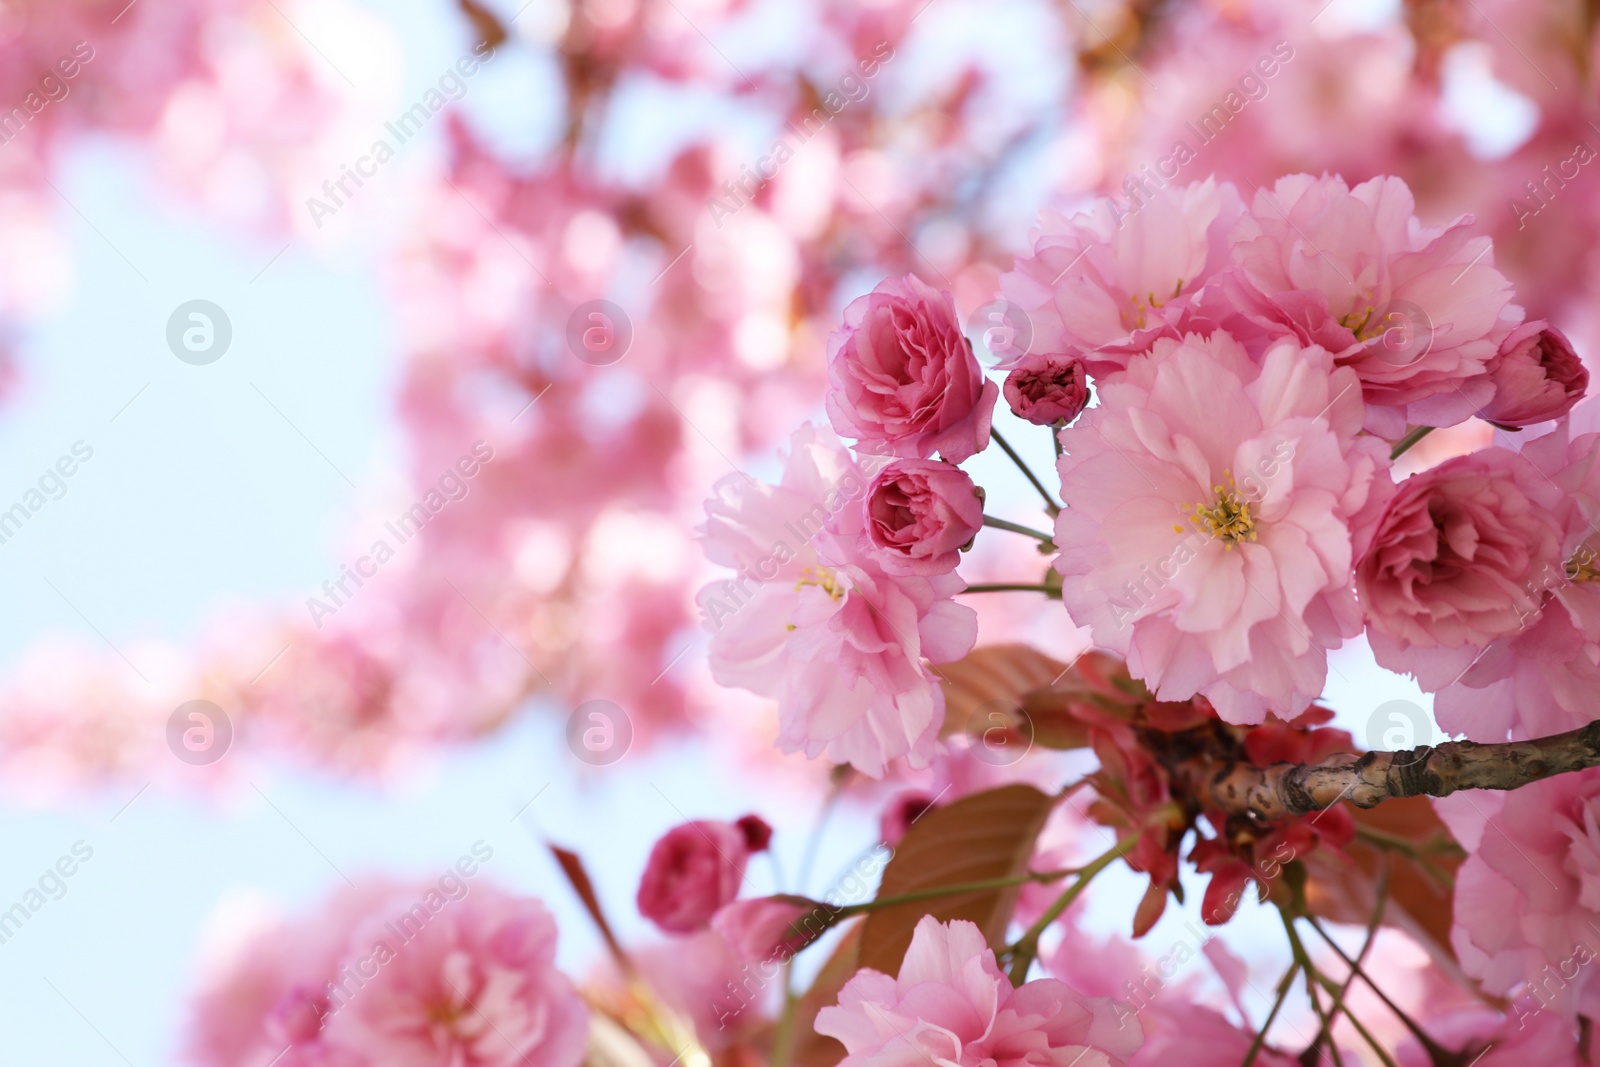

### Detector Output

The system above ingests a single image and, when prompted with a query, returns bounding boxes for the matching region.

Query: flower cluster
[702,172,1591,766]
[185,875,587,1067]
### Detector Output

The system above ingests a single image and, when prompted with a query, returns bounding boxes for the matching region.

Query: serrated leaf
[858,784,1057,975]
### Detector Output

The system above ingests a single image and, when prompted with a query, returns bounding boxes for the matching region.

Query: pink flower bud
[862,459,984,576]
[879,789,937,845]
[711,895,835,963]
[1476,320,1588,427]
[636,816,771,934]
[1003,352,1091,425]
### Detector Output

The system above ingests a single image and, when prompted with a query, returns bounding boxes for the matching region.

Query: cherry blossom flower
[1003,352,1093,425]
[1228,174,1518,436]
[861,459,984,576]
[1000,177,1240,376]
[825,274,997,462]
[1358,448,1565,692]
[815,916,1143,1067]
[1477,321,1588,428]
[696,423,977,776]
[1053,330,1391,724]
[1434,406,1600,739]
[1435,767,1600,1021]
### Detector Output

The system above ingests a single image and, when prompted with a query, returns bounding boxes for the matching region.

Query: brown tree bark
[1167,720,1600,821]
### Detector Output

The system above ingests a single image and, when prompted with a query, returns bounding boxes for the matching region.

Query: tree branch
[1171,720,1600,821]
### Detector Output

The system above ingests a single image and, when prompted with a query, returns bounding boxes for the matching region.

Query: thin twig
[990,427,1062,516]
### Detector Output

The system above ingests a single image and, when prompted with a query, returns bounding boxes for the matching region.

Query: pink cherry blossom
[1434,406,1600,739]
[1357,448,1565,692]
[696,423,977,776]
[1435,768,1600,1021]
[815,916,1143,1067]
[711,895,830,963]
[1477,321,1588,427]
[1397,1001,1596,1067]
[1000,177,1240,376]
[1002,352,1092,425]
[825,274,998,462]
[326,885,587,1067]
[861,459,984,576]
[1053,330,1391,724]
[186,880,586,1067]
[1228,174,1518,436]
[637,816,771,934]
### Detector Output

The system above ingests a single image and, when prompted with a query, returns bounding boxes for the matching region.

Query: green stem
[1353,826,1458,890]
[1304,915,1449,1061]
[1051,420,1065,458]
[1005,834,1136,985]
[771,961,798,1067]
[1239,961,1299,1067]
[834,869,1071,919]
[1310,971,1402,1067]
[1277,910,1344,1067]
[991,427,1062,517]
[1390,425,1435,460]
[1313,855,1389,1057]
[982,514,1056,546]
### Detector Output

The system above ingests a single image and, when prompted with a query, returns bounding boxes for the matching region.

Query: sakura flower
[1435,767,1600,1021]
[1000,177,1240,376]
[697,424,977,776]
[1433,408,1600,740]
[825,274,998,462]
[328,885,588,1067]
[861,459,984,576]
[711,895,832,963]
[1357,448,1564,692]
[815,916,1143,1067]
[185,879,586,1067]
[1477,320,1588,427]
[1003,352,1092,425]
[1053,331,1391,724]
[1228,174,1518,436]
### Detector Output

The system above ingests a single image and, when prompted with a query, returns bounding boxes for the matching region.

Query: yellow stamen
[1184,470,1257,550]
[1567,546,1600,583]
[796,566,845,600]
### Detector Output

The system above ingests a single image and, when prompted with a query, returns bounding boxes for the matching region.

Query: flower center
[1179,473,1256,549]
[1567,546,1600,583]
[796,566,845,600]
[1121,279,1183,331]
